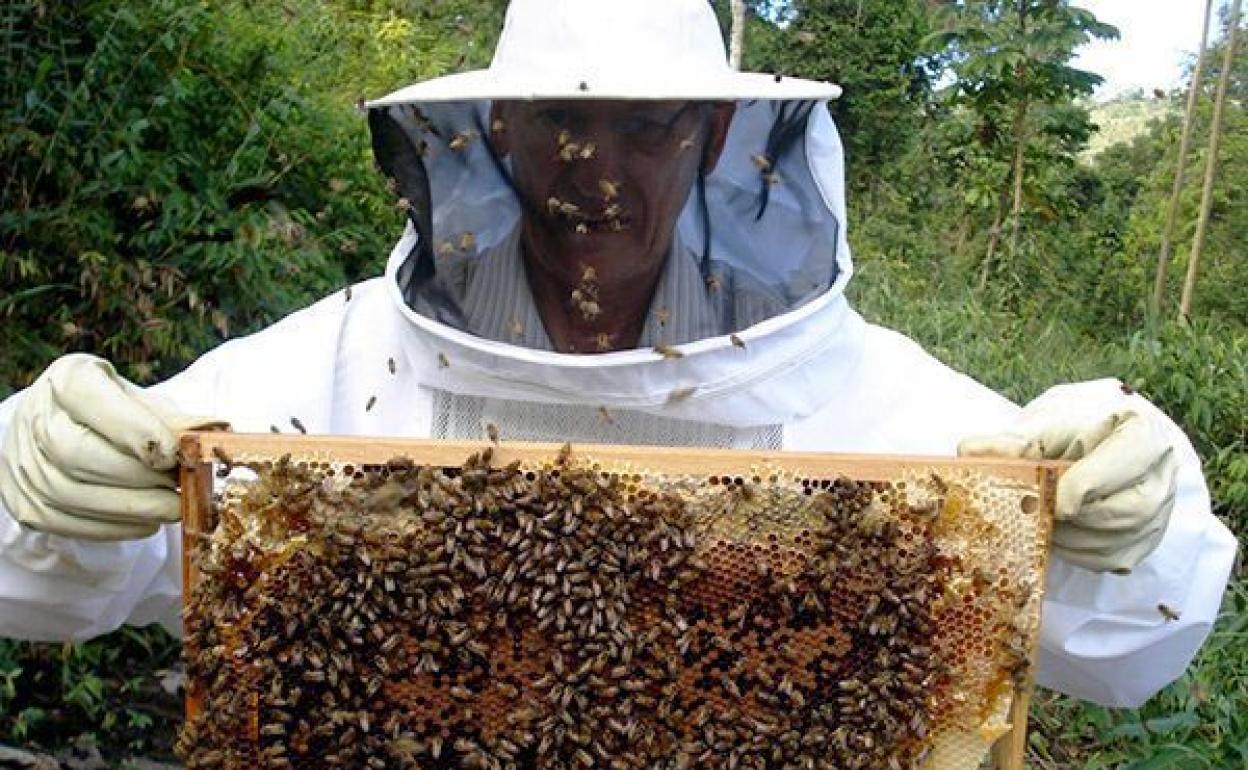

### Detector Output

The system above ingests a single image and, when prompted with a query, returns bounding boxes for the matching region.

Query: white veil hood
[364,0,865,427]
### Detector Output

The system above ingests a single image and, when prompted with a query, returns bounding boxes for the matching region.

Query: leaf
[1121,745,1210,770]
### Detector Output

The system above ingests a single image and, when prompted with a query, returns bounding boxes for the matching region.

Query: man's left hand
[958,390,1179,574]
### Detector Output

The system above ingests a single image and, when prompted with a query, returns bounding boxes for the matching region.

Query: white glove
[959,391,1179,574]
[0,354,228,541]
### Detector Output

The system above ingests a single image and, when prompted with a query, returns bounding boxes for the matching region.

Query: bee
[597,406,615,425]
[677,133,696,152]
[459,231,476,251]
[486,423,500,445]
[491,117,506,133]
[598,178,619,200]
[365,396,377,412]
[559,201,580,216]
[546,196,563,213]
[751,153,772,172]
[575,222,589,235]
[705,273,722,292]
[654,306,670,327]
[211,446,233,478]
[557,129,572,147]
[1120,381,1137,396]
[579,143,596,159]
[595,332,614,351]
[437,241,456,257]
[559,142,582,161]
[290,417,307,434]
[766,172,783,186]
[343,285,352,302]
[667,386,696,403]
[508,318,525,338]
[448,129,478,151]
[579,300,601,321]
[729,333,745,349]
[387,356,396,374]
[654,344,684,360]
[1158,603,1180,622]
[437,353,450,369]
[395,197,410,211]
[580,264,598,282]
[269,424,280,433]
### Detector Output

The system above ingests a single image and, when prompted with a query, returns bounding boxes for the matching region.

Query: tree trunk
[1007,0,1030,258]
[980,185,1011,291]
[1007,96,1029,258]
[1153,0,1214,318]
[953,213,972,258]
[729,0,747,70]
[1179,0,1240,322]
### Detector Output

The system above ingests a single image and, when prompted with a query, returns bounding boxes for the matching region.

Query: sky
[1071,0,1218,100]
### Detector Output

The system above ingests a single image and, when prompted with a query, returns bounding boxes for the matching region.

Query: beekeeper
[0,0,1234,709]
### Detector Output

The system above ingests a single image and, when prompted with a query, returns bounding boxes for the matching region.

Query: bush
[0,0,491,396]
[0,625,182,757]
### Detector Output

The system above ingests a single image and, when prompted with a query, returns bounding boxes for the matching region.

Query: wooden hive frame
[179,431,1062,770]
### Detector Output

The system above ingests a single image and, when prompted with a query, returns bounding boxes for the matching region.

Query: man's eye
[615,116,666,136]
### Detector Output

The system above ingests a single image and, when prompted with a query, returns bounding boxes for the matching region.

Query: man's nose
[562,127,625,199]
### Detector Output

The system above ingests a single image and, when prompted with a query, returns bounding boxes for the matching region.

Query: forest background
[0,0,1244,767]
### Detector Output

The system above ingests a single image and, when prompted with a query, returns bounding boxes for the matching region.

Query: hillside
[1083,90,1178,157]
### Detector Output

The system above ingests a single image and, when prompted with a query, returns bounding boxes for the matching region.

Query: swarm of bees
[181,448,1049,770]
[570,264,602,323]
[541,124,630,236]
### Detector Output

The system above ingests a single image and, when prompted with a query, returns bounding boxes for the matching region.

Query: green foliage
[0,626,182,757]
[931,0,1117,109]
[744,0,937,187]
[1122,323,1248,527]
[0,0,491,396]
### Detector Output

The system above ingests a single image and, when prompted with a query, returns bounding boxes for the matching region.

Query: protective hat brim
[366,68,841,107]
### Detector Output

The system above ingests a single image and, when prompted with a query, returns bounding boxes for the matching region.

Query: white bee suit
[0,0,1236,711]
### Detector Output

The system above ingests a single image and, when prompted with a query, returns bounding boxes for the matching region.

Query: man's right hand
[0,354,228,541]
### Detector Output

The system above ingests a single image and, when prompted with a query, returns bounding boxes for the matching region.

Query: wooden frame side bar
[179,436,214,727]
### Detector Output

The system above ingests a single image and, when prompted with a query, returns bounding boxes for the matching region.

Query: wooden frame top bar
[180,431,1064,485]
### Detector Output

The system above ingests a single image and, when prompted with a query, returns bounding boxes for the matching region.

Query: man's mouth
[546,196,632,234]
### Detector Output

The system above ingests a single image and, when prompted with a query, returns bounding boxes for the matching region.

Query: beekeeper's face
[492,100,734,289]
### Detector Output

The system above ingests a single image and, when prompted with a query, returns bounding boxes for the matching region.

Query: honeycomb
[180,444,1051,770]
